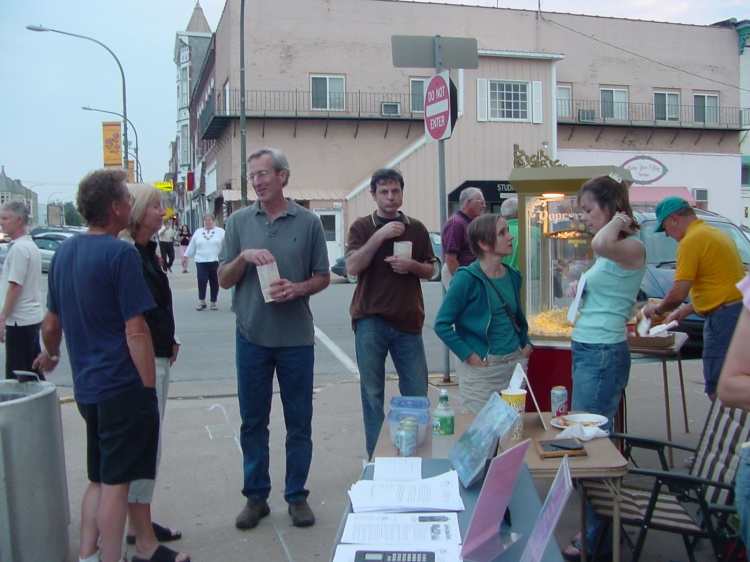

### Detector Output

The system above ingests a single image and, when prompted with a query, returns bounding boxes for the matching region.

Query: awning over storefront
[629,186,695,205]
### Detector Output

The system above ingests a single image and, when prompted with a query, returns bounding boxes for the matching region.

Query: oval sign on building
[424,70,452,141]
[622,155,669,185]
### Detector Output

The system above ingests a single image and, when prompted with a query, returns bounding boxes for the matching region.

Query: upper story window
[600,87,629,120]
[179,46,189,64]
[489,80,529,121]
[179,67,189,108]
[694,93,719,123]
[310,75,345,111]
[410,78,426,113]
[654,91,680,121]
[556,84,572,118]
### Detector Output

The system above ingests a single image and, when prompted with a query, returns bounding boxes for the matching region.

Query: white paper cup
[393,241,413,259]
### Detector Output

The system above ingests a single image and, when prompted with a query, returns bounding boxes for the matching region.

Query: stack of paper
[341,512,461,546]
[373,457,422,481]
[348,470,465,513]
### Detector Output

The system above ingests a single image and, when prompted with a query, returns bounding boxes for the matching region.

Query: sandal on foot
[131,544,190,562]
[126,522,182,544]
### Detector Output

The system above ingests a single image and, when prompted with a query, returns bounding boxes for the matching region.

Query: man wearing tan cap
[643,196,745,398]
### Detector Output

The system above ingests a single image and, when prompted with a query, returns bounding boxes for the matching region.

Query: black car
[634,208,750,356]
[331,232,443,282]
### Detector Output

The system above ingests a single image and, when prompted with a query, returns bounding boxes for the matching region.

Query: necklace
[201,228,215,241]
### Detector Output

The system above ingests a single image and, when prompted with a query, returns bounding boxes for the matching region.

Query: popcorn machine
[508,166,634,411]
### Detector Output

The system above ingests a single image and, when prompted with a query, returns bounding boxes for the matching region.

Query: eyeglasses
[248,170,272,181]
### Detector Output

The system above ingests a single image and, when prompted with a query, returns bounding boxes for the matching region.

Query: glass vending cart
[508,166,633,411]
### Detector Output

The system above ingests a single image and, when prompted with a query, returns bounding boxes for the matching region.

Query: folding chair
[581,400,750,562]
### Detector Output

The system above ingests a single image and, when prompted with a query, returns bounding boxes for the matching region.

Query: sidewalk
[59,358,718,562]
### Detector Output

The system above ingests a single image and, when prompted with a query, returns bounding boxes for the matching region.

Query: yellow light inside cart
[542,193,565,199]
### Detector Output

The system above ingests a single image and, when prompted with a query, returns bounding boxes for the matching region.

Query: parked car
[634,208,750,356]
[32,231,76,273]
[331,231,443,282]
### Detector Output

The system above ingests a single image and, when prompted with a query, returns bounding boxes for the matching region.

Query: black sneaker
[235,499,270,530]
[288,499,315,527]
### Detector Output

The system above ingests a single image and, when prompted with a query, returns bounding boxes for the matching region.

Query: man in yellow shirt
[644,197,745,398]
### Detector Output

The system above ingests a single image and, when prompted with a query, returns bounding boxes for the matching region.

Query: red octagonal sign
[424,71,452,141]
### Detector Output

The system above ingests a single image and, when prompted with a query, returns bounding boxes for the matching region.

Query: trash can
[0,378,69,562]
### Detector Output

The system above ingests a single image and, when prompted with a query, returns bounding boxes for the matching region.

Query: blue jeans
[572,339,631,551]
[236,330,313,503]
[703,302,742,396]
[736,446,750,548]
[354,316,429,458]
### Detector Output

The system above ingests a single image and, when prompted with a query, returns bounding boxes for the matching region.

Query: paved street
[23,264,451,388]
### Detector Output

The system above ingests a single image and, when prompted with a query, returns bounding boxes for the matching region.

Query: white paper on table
[557,424,608,441]
[257,261,280,303]
[348,470,465,513]
[648,320,678,336]
[341,512,461,546]
[566,275,587,325]
[374,457,422,481]
[507,363,526,391]
[333,544,461,562]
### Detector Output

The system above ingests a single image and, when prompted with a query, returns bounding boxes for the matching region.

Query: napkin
[557,424,608,441]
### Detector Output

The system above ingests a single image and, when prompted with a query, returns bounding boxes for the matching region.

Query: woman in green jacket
[435,213,532,413]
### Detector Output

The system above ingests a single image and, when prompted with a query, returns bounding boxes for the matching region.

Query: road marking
[314,325,359,379]
[207,403,242,452]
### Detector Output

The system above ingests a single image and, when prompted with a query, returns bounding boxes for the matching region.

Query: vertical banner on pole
[102,121,122,167]
[126,160,135,182]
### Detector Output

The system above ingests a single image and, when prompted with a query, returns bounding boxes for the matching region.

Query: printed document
[341,512,461,546]
[348,470,464,513]
[374,457,422,481]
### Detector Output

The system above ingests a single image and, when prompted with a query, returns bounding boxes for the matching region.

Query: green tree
[63,202,83,226]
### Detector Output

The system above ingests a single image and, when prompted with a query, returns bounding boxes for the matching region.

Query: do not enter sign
[424,71,456,141]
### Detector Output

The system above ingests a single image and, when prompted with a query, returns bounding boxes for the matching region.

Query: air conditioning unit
[381,102,401,116]
[692,188,709,211]
[578,109,596,122]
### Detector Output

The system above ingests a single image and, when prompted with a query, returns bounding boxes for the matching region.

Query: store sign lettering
[621,155,669,185]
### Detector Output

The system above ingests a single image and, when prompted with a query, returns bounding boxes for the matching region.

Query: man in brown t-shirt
[346,168,436,458]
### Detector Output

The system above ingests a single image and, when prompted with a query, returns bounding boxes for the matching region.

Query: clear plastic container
[388,408,430,447]
[390,396,430,411]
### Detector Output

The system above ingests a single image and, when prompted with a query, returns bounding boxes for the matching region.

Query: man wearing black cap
[643,196,745,398]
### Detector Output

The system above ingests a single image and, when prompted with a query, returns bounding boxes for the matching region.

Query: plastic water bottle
[432,389,455,436]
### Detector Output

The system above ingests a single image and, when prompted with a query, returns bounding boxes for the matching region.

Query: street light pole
[82,106,140,181]
[127,151,143,182]
[239,0,248,206]
[26,25,129,169]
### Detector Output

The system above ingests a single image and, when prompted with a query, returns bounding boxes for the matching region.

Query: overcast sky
[1,0,746,203]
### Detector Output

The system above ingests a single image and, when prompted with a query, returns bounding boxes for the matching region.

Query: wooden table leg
[662,360,674,467]
[580,484,588,562]
[612,478,621,562]
[677,356,689,433]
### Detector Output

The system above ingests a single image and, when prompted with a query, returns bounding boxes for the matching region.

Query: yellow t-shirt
[675,219,744,315]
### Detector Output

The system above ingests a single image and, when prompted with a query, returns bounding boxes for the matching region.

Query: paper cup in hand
[257,262,280,303]
[393,241,412,259]
[500,389,527,412]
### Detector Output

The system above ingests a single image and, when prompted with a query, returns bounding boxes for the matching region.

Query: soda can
[396,417,418,456]
[551,386,568,417]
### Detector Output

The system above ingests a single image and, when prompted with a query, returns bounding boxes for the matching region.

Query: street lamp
[239,0,248,206]
[26,24,129,169]
[127,151,143,182]
[82,106,141,181]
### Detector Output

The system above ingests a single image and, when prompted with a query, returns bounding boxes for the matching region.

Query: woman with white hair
[121,184,190,562]
[184,213,224,310]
